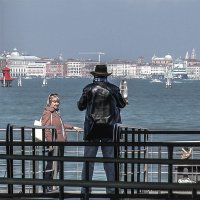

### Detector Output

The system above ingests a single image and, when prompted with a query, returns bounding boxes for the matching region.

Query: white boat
[150,79,162,83]
[24,76,32,79]
[42,77,47,87]
[18,77,22,87]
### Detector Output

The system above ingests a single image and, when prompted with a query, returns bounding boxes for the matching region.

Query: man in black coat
[77,64,127,195]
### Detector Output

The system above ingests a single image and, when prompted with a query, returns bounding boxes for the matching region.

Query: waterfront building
[26,61,49,77]
[66,59,83,77]
[138,64,151,78]
[107,60,137,78]
[66,59,98,77]
[2,48,200,80]
[6,48,40,77]
[46,62,66,78]
[187,64,200,79]
[151,53,173,65]
[184,48,200,79]
[79,60,98,77]
[46,55,67,77]
[172,57,188,79]
[150,64,165,79]
[127,64,137,78]
[150,54,173,79]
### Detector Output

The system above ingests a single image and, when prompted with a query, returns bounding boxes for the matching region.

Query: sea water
[1,77,200,138]
[2,77,200,145]
[1,77,200,196]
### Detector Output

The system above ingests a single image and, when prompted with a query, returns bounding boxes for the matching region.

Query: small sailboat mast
[42,76,47,87]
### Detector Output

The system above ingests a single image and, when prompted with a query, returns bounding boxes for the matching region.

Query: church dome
[165,54,172,60]
[10,48,20,57]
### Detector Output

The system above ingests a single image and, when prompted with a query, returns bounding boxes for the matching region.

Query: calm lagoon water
[1,77,200,197]
[1,77,200,141]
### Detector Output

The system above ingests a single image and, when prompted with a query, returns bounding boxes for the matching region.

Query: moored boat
[150,78,162,83]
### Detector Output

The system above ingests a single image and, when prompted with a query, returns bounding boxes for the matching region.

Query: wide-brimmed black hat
[90,64,112,77]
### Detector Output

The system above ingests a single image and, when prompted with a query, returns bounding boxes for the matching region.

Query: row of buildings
[1,48,200,79]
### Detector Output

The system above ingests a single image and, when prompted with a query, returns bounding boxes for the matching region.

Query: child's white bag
[34,119,44,141]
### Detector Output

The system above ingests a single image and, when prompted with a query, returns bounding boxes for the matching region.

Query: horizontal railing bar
[0,178,200,190]
[2,127,200,133]
[1,141,200,148]
[1,154,200,165]
[0,193,197,200]
[149,129,200,133]
[0,127,81,132]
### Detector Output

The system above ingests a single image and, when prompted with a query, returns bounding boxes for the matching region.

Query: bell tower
[191,48,196,60]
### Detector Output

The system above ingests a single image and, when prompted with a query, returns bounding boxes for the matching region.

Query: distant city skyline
[1,47,198,64]
[1,0,200,62]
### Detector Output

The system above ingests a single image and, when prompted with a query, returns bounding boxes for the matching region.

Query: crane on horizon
[79,52,105,63]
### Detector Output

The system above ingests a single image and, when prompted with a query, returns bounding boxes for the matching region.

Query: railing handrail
[1,124,200,199]
[1,153,200,165]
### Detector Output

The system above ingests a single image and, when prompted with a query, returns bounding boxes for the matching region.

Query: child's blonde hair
[47,93,60,105]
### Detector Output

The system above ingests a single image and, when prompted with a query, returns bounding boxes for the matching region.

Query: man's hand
[73,126,83,133]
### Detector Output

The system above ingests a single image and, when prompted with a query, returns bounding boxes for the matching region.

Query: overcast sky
[0,0,199,62]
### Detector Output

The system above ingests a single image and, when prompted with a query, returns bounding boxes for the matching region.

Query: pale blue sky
[0,0,199,62]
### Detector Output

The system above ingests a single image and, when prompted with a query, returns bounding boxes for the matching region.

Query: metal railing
[0,124,200,199]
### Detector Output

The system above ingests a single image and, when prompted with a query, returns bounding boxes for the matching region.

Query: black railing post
[158,145,161,182]
[131,128,135,195]
[32,127,36,193]
[10,125,14,195]
[21,126,25,194]
[143,130,148,183]
[114,124,120,195]
[124,129,128,195]
[85,160,89,200]
[137,129,141,194]
[6,124,13,195]
[168,145,173,198]
[41,128,46,193]
[192,188,197,199]
[59,145,65,200]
